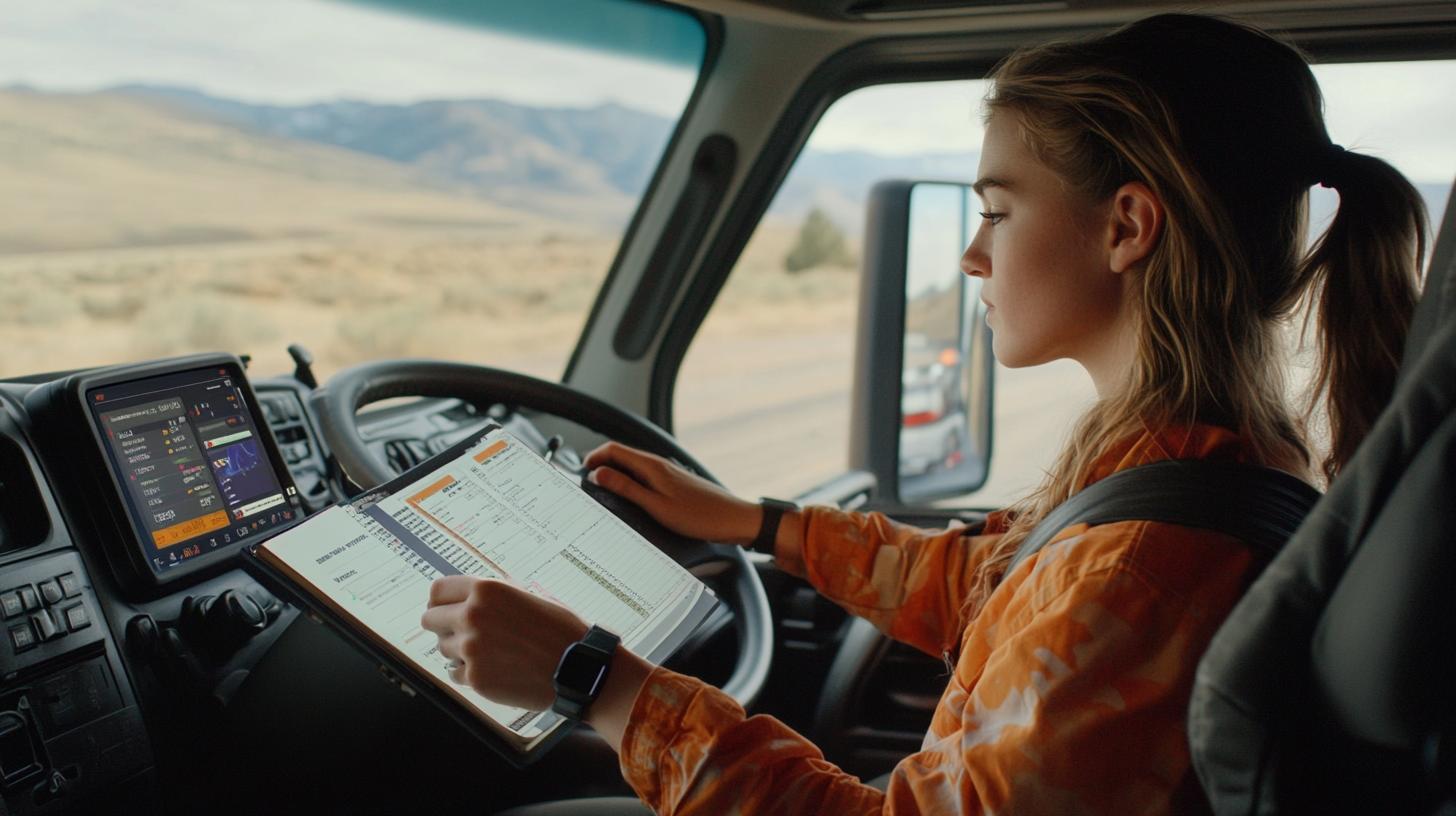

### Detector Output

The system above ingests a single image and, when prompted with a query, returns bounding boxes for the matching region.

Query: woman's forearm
[585,645,656,752]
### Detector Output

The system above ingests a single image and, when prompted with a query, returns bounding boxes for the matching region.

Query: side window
[674,80,1022,499]
[676,59,1455,506]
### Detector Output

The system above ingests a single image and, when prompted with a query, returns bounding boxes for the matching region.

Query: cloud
[0,0,697,115]
[2,2,1451,181]
[1314,61,1456,185]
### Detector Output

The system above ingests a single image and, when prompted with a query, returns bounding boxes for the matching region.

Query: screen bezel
[77,355,305,588]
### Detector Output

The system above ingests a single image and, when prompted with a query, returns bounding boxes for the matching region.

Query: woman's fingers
[428,575,478,607]
[420,602,457,635]
[583,442,666,487]
[434,632,469,682]
[581,440,632,471]
[588,465,658,509]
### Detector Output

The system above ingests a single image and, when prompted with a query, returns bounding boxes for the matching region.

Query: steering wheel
[310,358,772,708]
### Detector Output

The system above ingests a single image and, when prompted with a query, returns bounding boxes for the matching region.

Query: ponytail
[1300,148,1427,481]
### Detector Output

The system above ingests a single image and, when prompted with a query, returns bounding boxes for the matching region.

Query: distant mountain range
[100,84,983,233]
[112,85,673,206]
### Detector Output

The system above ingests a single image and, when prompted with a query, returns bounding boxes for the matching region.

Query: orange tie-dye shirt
[618,424,1273,814]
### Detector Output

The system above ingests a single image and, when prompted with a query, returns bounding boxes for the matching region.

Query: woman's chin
[991,340,1054,370]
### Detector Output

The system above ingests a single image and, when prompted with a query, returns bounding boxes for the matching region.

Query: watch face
[555,646,609,698]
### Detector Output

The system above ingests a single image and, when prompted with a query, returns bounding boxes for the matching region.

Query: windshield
[0,0,705,380]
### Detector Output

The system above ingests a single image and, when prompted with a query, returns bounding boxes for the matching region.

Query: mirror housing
[850,180,994,505]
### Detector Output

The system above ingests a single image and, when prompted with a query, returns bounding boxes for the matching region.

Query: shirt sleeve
[772,506,1007,658]
[619,550,1223,815]
[619,665,886,816]
[882,562,1214,814]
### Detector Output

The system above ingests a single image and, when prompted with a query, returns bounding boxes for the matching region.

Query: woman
[421,13,1427,814]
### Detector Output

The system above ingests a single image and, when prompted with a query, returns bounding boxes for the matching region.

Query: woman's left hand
[420,575,588,711]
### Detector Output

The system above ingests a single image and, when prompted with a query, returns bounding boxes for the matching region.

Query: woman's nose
[960,236,989,279]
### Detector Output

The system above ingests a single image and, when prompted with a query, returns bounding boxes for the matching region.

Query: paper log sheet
[259,429,705,738]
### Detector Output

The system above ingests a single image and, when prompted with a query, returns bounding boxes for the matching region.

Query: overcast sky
[808,65,1456,185]
[2,0,1452,183]
[0,0,700,114]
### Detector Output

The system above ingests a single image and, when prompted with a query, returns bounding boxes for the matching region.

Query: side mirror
[850,180,994,504]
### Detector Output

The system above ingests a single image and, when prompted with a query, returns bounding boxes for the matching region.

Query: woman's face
[961,111,1132,386]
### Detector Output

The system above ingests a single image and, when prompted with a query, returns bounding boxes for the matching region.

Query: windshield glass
[0,0,704,380]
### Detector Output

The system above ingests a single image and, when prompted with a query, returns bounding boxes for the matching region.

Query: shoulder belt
[1005,460,1322,578]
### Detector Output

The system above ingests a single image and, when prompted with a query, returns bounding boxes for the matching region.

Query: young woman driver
[420,13,1427,814]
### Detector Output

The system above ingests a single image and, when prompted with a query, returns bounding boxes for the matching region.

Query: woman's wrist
[771,509,805,573]
[584,645,655,753]
[726,498,765,545]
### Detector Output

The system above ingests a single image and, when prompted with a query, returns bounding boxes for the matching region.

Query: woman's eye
[978,211,1006,226]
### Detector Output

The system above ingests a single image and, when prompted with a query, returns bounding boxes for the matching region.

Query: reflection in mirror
[899,183,992,501]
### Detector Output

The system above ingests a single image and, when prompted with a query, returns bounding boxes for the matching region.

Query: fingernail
[587,469,601,485]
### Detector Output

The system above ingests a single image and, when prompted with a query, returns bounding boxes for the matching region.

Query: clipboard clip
[377,664,417,697]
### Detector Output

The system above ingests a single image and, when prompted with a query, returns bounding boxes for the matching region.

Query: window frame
[653,23,1456,510]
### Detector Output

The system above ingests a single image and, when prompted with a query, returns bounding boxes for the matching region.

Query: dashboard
[0,352,511,814]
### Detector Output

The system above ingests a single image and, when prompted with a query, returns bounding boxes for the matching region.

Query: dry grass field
[0,218,858,376]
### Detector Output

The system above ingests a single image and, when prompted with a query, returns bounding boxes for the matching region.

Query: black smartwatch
[751,498,799,555]
[551,624,621,721]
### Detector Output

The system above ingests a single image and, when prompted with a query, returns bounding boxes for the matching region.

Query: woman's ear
[1106,181,1164,273]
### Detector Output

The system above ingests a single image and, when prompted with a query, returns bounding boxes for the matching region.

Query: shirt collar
[1078,422,1252,490]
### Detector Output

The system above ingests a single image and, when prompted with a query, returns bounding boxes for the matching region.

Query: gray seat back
[1189,182,1456,815]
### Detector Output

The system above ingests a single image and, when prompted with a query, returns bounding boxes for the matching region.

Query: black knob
[126,614,159,657]
[288,344,318,389]
[206,590,268,643]
[180,590,269,652]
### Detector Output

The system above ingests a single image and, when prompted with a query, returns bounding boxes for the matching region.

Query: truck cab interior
[0,0,1452,813]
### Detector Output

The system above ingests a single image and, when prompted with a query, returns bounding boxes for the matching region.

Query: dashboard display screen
[88,365,301,576]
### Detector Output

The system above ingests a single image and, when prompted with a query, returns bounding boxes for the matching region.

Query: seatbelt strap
[1004,460,1322,577]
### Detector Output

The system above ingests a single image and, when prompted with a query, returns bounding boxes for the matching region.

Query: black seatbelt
[1005,460,1322,577]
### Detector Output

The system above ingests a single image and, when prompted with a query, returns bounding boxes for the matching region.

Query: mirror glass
[898,182,993,501]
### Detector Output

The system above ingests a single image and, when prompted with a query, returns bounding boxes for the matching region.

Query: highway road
[672,327,1095,509]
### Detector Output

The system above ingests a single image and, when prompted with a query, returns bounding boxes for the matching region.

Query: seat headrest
[1189,176,1456,815]
[1400,183,1456,380]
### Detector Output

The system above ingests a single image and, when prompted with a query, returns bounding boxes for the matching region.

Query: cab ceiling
[674,0,1456,41]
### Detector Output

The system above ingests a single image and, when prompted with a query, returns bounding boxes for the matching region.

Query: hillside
[115,85,661,224]
[0,88,543,253]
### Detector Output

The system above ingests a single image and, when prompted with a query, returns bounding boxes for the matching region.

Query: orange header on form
[473,440,508,464]
[408,475,456,505]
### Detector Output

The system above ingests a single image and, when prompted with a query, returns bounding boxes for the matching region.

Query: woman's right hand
[582,441,762,545]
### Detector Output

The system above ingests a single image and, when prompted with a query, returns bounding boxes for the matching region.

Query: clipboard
[240,424,721,767]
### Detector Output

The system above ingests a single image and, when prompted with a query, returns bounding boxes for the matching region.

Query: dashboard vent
[0,434,50,553]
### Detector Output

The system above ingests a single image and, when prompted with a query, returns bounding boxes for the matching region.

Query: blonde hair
[966,14,1427,615]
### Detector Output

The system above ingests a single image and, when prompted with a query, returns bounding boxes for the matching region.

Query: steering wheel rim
[311,358,772,709]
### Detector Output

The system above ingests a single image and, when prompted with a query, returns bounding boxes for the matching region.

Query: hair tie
[1317,143,1349,189]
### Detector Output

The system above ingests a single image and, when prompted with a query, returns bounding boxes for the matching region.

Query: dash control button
[39,581,63,606]
[63,605,89,633]
[29,611,58,642]
[0,593,21,619]
[8,623,35,652]
[58,573,82,599]
[17,587,39,611]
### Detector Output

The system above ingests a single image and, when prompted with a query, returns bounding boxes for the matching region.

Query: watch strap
[752,498,798,554]
[581,624,620,655]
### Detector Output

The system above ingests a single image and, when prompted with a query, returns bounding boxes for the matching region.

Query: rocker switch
[28,612,59,642]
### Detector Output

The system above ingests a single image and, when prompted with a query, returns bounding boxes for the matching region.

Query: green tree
[784,207,854,273]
